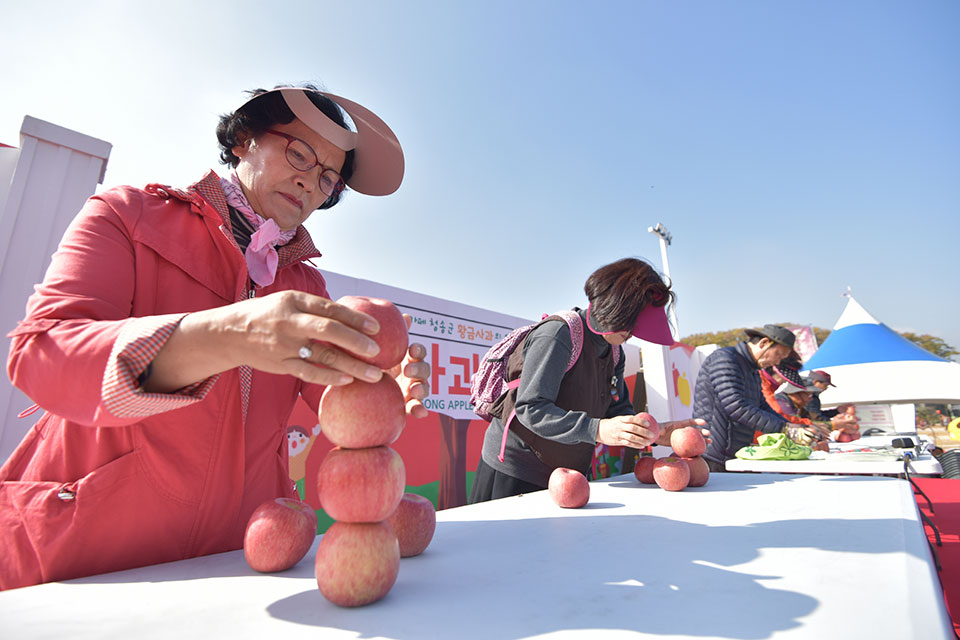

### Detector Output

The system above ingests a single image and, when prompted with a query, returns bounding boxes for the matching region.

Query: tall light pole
[647,222,678,340]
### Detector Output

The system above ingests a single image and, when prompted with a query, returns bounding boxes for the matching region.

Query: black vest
[492,314,615,475]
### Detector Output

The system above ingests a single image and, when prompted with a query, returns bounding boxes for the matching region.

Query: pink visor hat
[587,303,674,345]
[238,87,404,196]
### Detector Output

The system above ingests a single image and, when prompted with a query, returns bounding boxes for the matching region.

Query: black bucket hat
[744,324,796,349]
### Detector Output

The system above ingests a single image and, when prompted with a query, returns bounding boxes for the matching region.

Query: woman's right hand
[596,414,661,449]
[145,291,385,392]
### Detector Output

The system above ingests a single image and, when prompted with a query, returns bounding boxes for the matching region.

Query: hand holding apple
[655,418,709,448]
[670,426,706,458]
[388,328,431,419]
[596,412,660,448]
[337,296,409,370]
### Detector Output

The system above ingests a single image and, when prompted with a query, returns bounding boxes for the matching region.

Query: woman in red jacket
[0,85,429,589]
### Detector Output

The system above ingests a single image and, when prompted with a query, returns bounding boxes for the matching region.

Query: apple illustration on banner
[319,376,406,448]
[337,295,409,371]
[243,497,317,573]
[636,412,661,441]
[315,521,400,607]
[316,446,406,523]
[548,467,590,508]
[385,493,437,557]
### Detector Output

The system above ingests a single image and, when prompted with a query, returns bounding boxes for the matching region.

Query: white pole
[647,223,679,340]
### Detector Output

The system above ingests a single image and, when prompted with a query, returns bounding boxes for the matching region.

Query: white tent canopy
[802,296,960,406]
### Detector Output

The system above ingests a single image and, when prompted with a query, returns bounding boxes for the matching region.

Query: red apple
[319,376,406,448]
[670,426,706,458]
[385,493,437,557]
[548,467,590,508]
[337,295,409,370]
[243,497,317,573]
[633,456,657,484]
[315,521,400,607]
[837,432,854,443]
[683,456,710,487]
[316,446,406,523]
[653,457,690,491]
[636,412,661,441]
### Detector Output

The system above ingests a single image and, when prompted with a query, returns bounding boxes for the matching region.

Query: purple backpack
[471,310,622,421]
[470,309,623,465]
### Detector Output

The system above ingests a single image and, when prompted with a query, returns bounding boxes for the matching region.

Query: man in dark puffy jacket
[694,325,799,471]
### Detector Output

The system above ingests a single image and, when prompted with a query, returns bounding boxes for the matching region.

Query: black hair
[583,257,674,333]
[216,84,356,210]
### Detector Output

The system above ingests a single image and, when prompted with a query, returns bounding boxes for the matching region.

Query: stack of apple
[633,419,710,491]
[314,295,419,607]
[242,296,436,606]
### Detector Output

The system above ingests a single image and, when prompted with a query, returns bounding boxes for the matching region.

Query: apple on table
[548,467,590,508]
[653,457,690,492]
[633,456,657,484]
[315,521,400,607]
[385,493,437,557]
[243,497,317,573]
[683,456,710,487]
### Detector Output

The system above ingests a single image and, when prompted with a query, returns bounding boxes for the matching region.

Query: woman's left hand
[387,315,430,418]
[654,418,710,448]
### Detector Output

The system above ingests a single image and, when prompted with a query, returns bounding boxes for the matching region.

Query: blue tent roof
[804,322,946,370]
[799,296,960,405]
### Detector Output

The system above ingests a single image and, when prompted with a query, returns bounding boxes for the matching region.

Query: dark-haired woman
[0,86,429,589]
[468,257,708,504]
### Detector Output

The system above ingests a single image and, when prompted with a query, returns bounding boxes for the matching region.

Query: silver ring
[298,345,313,360]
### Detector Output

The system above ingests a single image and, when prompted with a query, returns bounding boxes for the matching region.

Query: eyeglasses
[264,129,346,198]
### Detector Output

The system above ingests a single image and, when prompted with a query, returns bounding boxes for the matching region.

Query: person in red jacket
[0,85,429,589]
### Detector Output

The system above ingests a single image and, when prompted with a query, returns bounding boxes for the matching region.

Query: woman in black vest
[469,257,708,503]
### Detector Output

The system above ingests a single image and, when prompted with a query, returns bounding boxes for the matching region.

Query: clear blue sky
[2,1,958,353]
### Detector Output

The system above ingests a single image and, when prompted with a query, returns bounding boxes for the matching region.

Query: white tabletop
[0,473,952,640]
[726,435,943,475]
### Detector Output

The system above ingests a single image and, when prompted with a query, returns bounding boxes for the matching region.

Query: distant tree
[899,332,959,360]
[681,325,957,361]
[811,326,831,347]
[681,324,832,349]
[680,329,743,348]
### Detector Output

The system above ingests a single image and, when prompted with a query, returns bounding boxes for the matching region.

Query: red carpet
[913,478,960,639]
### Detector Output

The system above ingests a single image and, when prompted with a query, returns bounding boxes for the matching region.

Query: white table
[726,436,943,476]
[0,473,953,639]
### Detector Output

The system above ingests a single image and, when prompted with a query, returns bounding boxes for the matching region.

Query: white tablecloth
[726,439,943,475]
[0,473,952,639]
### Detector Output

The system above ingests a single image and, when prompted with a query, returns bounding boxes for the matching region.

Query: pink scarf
[220,172,296,287]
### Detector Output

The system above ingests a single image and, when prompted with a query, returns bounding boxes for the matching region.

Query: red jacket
[1,172,328,589]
